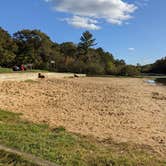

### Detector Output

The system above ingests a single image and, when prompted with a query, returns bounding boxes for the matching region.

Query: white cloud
[45,0,137,30]
[128,47,135,51]
[134,0,149,8]
[65,16,101,30]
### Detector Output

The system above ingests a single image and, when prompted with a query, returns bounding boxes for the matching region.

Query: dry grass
[0,77,165,156]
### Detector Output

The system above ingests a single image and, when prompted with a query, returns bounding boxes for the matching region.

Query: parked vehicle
[12,66,20,71]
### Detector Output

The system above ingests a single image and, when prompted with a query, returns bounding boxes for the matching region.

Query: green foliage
[0,27,17,67]
[59,42,77,69]
[121,65,141,76]
[68,61,87,73]
[105,61,119,75]
[1,27,165,76]
[86,63,105,75]
[13,29,53,69]
[78,31,96,54]
[0,110,165,166]
[141,57,166,74]
[150,57,166,74]
[0,27,143,76]
[141,64,152,73]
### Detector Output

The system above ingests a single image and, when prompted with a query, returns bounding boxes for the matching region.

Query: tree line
[141,57,166,74]
[1,26,164,76]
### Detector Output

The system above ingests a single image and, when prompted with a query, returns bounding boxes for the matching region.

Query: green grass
[0,67,13,73]
[0,67,49,74]
[0,110,165,166]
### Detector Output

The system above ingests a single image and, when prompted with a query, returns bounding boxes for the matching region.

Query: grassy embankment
[0,110,165,166]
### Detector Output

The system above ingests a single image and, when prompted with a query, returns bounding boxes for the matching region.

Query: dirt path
[0,77,165,156]
[0,144,58,166]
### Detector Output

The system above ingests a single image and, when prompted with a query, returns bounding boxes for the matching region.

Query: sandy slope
[0,77,165,156]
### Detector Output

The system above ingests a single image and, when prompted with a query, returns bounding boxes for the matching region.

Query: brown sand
[0,77,165,155]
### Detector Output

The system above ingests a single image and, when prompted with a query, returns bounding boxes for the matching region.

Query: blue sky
[0,0,166,65]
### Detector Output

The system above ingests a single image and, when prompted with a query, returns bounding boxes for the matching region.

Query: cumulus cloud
[45,0,137,30]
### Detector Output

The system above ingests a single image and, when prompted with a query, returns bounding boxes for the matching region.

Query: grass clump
[0,110,165,166]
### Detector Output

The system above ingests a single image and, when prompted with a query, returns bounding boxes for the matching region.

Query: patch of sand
[0,77,165,155]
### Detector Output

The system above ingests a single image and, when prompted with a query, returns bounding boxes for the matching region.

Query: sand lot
[0,77,165,155]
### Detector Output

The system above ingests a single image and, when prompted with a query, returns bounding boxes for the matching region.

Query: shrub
[86,63,105,75]
[121,65,140,76]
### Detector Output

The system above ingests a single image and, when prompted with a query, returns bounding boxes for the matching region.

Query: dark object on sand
[38,73,45,78]
[74,74,79,78]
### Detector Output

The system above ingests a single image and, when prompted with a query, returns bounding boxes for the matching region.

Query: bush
[86,63,105,75]
[121,65,140,76]
[105,62,120,75]
[69,61,87,74]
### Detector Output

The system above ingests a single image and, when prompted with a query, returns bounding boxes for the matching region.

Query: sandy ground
[0,77,165,156]
[0,72,86,81]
